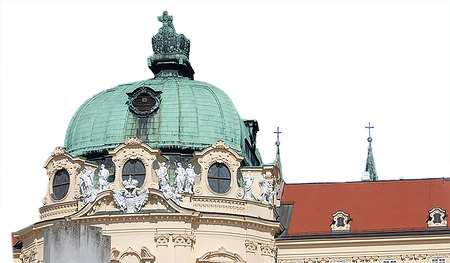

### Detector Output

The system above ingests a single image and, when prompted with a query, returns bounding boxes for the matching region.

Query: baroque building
[12,11,450,263]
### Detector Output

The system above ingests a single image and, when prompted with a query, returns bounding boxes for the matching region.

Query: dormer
[331,211,351,233]
[427,207,447,229]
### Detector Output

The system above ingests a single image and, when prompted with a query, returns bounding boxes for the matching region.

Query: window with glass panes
[122,159,146,187]
[52,169,70,200]
[207,163,231,193]
[432,259,446,263]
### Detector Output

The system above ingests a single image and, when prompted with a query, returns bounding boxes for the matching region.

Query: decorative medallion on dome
[127,86,162,117]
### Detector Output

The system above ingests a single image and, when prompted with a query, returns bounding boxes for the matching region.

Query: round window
[122,159,146,187]
[207,163,231,193]
[52,169,70,200]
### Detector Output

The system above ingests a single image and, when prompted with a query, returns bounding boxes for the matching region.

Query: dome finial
[148,11,194,79]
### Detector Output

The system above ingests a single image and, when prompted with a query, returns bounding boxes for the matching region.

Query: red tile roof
[11,233,19,247]
[282,178,450,235]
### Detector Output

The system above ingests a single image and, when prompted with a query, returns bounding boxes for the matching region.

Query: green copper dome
[64,11,262,166]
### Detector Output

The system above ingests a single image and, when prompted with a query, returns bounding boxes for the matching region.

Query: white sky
[0,0,449,260]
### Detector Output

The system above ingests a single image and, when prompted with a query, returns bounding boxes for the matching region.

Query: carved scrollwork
[154,234,170,245]
[172,234,196,247]
[245,240,258,253]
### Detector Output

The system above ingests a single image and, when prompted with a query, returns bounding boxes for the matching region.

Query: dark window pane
[123,161,134,174]
[134,160,145,174]
[208,178,219,191]
[337,217,345,227]
[219,178,231,192]
[433,214,442,223]
[52,169,70,200]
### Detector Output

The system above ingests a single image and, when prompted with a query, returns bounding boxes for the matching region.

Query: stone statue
[79,167,96,204]
[184,164,199,194]
[174,162,186,193]
[243,171,254,200]
[113,175,148,213]
[97,164,110,191]
[155,162,169,190]
[257,174,271,204]
[162,182,182,205]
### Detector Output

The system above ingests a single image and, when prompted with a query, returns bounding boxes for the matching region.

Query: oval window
[207,163,231,193]
[52,169,70,200]
[122,159,146,187]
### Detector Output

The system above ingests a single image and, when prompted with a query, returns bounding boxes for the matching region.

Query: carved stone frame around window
[331,211,351,233]
[427,207,447,228]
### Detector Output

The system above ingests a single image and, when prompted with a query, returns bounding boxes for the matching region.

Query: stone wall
[43,221,110,263]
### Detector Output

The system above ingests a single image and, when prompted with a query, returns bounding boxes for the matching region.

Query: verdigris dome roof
[64,11,261,166]
[65,78,246,155]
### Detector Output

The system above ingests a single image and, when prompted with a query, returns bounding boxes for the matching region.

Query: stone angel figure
[113,175,148,213]
[184,164,200,194]
[243,171,254,200]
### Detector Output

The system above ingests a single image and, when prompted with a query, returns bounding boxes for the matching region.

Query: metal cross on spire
[365,122,374,138]
[274,127,282,147]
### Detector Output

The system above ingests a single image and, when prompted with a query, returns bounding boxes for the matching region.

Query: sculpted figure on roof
[78,167,96,205]
[97,164,110,191]
[184,164,199,194]
[175,162,186,193]
[243,171,254,200]
[258,174,274,205]
[156,162,169,189]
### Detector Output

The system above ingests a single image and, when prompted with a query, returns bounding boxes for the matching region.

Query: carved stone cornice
[39,201,78,220]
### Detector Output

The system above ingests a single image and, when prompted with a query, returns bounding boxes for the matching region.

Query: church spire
[148,11,195,79]
[274,127,283,181]
[362,122,378,181]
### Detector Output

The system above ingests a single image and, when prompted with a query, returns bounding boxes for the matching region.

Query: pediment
[68,189,196,219]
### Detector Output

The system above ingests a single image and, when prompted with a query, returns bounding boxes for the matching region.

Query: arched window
[52,169,70,200]
[207,163,231,193]
[122,159,146,187]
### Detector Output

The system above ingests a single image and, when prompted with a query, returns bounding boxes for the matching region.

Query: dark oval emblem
[127,86,162,117]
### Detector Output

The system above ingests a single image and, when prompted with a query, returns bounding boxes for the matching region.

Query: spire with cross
[363,122,378,181]
[273,127,283,181]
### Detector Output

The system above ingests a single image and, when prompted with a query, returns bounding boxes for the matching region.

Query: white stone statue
[161,182,182,205]
[97,164,110,191]
[243,171,254,200]
[79,167,96,204]
[113,175,148,213]
[257,174,271,204]
[155,162,169,190]
[174,162,186,193]
[184,164,199,194]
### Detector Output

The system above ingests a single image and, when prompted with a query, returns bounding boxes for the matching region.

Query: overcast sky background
[1,0,449,260]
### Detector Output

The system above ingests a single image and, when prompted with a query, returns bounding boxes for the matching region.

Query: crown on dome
[148,11,195,79]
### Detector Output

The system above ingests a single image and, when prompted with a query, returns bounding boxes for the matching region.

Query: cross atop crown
[158,11,173,28]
